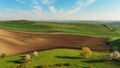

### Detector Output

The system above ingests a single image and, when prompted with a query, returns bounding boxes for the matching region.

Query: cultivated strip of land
[0,29,110,56]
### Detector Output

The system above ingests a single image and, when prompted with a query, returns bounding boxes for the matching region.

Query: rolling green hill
[0,20,120,40]
[0,20,120,68]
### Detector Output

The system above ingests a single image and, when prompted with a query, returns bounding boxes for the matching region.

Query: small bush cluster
[19,51,38,63]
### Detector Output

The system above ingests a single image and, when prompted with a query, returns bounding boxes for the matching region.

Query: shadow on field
[7,56,24,64]
[111,61,120,66]
[82,59,108,63]
[56,56,82,59]
[7,60,20,64]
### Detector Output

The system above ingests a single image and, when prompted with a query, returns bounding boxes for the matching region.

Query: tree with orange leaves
[80,47,92,59]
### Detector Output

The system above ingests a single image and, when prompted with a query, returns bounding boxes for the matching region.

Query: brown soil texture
[0,29,110,56]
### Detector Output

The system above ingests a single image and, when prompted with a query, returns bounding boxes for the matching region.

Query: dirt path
[0,29,110,56]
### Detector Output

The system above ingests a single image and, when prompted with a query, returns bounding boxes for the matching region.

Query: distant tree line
[102,24,115,32]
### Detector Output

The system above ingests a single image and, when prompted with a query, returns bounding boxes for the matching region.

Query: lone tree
[32,51,38,56]
[80,47,92,59]
[19,54,31,63]
[110,51,120,59]
[25,54,31,60]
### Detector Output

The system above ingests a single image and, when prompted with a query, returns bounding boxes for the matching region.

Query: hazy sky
[0,0,120,21]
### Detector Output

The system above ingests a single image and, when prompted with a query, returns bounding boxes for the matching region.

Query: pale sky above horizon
[0,0,120,21]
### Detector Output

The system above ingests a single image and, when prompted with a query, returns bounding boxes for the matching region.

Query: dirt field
[0,29,110,56]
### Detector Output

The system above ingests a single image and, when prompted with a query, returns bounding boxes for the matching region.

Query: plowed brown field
[0,29,110,56]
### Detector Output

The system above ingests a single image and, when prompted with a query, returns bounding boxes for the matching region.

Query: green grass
[0,49,119,68]
[0,21,120,39]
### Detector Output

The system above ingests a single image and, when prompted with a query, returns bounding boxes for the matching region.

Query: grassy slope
[0,21,120,39]
[1,49,120,68]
